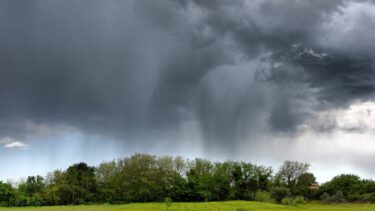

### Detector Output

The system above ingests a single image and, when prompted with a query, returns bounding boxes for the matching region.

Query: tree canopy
[0,154,375,207]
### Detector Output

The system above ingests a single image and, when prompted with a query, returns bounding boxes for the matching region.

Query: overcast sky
[1,0,375,183]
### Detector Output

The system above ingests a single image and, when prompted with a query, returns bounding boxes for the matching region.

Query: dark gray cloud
[0,0,375,153]
[264,45,375,105]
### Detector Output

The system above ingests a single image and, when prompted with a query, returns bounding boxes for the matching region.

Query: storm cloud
[1,0,375,179]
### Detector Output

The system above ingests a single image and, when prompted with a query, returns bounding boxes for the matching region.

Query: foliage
[164,197,172,210]
[281,196,305,206]
[254,191,273,203]
[270,187,290,203]
[320,192,330,201]
[280,197,293,205]
[317,174,375,203]
[320,191,347,204]
[0,182,15,206]
[361,192,375,202]
[295,173,316,199]
[3,153,375,207]
[275,161,310,192]
[293,196,305,205]
[319,174,360,198]
[15,175,46,206]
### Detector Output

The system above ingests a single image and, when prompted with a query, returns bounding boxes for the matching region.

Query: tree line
[0,153,375,206]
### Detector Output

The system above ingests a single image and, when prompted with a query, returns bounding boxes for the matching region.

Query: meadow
[1,201,375,211]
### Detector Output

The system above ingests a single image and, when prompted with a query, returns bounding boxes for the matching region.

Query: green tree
[320,174,361,199]
[95,161,119,202]
[275,161,310,194]
[295,173,316,198]
[0,182,15,206]
[16,175,45,206]
[49,163,97,205]
[119,154,163,202]
[270,187,290,203]
[230,162,273,200]
[212,161,234,201]
[186,159,214,201]
[25,176,45,196]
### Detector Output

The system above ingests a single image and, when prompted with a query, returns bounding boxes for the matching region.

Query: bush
[164,197,172,210]
[281,197,293,205]
[271,187,290,203]
[361,193,375,202]
[320,174,360,198]
[281,196,305,206]
[347,192,375,203]
[321,191,347,204]
[26,194,44,206]
[254,191,273,203]
[347,193,362,202]
[293,196,305,205]
[320,192,330,201]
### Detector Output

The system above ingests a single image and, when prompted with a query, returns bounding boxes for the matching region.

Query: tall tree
[275,161,310,193]
[51,163,98,204]
[0,182,15,206]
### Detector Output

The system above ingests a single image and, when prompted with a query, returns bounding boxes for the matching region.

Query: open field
[1,201,375,211]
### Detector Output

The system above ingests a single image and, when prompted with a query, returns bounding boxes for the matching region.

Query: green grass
[1,201,375,211]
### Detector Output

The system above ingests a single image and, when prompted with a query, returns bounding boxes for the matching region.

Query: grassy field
[1,201,375,211]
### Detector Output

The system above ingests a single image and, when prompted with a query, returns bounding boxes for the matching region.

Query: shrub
[347,193,362,202]
[281,196,305,206]
[321,191,347,204]
[320,192,330,201]
[320,174,360,197]
[293,196,305,205]
[363,193,375,202]
[281,197,293,205]
[26,194,44,206]
[164,197,172,210]
[254,191,273,203]
[330,191,347,203]
[347,192,375,203]
[271,187,290,203]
